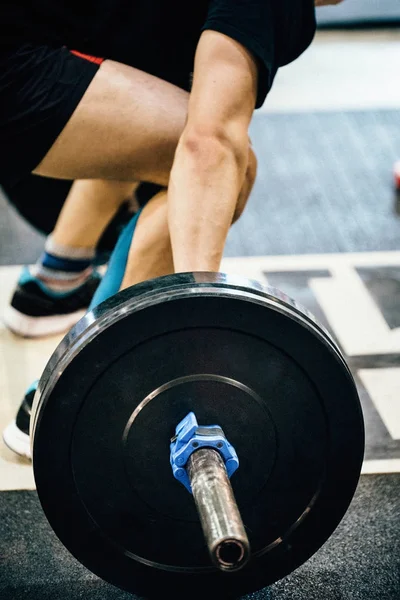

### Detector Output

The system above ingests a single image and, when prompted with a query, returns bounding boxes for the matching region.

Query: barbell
[31,272,364,599]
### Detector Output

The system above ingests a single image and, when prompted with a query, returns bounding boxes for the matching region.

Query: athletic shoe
[3,267,101,337]
[2,381,37,459]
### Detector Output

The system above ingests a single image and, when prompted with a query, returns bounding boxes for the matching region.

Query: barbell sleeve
[187,448,250,572]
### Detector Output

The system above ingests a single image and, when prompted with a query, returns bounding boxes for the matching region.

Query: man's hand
[315,0,344,6]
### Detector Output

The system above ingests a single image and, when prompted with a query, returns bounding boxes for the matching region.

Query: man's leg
[82,149,256,309]
[51,179,138,249]
[3,52,256,456]
[120,190,173,288]
[4,179,138,337]
[2,144,256,457]
[31,58,254,281]
[3,180,148,456]
[33,60,188,184]
[6,136,254,337]
[120,145,257,289]
[120,144,257,288]
[28,54,255,286]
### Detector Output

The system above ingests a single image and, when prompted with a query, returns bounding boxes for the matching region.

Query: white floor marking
[222,251,400,272]
[311,265,400,356]
[362,459,400,475]
[359,369,400,440]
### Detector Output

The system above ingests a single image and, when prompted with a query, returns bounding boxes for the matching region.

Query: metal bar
[187,448,250,572]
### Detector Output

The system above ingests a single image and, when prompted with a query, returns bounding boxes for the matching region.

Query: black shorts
[0,2,315,188]
[0,45,101,186]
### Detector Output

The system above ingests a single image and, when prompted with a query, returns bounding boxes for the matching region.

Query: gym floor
[1,26,400,600]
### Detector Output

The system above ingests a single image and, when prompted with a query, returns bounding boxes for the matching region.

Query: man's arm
[168,30,258,273]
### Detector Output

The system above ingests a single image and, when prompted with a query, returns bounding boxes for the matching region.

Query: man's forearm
[167,30,258,274]
[168,133,247,273]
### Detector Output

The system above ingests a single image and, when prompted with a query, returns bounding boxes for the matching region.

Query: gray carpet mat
[226,109,400,257]
[317,1,400,26]
[1,109,399,264]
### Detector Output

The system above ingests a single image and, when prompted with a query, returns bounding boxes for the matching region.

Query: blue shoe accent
[89,209,142,311]
[18,266,34,286]
[26,380,39,396]
[14,380,39,436]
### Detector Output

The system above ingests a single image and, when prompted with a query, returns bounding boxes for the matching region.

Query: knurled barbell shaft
[187,448,250,572]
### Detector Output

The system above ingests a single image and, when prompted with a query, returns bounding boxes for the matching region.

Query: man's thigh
[0,45,188,187]
[34,60,189,186]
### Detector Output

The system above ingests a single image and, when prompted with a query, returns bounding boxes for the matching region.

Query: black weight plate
[31,273,364,600]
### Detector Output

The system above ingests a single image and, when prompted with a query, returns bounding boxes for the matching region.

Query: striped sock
[32,236,96,292]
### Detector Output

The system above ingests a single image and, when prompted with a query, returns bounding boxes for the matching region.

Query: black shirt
[0,0,315,108]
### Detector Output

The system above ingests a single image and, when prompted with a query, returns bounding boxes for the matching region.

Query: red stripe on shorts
[70,50,104,65]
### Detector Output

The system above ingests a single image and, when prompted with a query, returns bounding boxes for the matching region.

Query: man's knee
[232,146,257,224]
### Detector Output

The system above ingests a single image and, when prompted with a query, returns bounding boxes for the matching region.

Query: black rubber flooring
[1,475,399,600]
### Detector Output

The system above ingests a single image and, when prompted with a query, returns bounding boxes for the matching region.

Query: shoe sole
[3,305,86,338]
[3,420,31,460]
